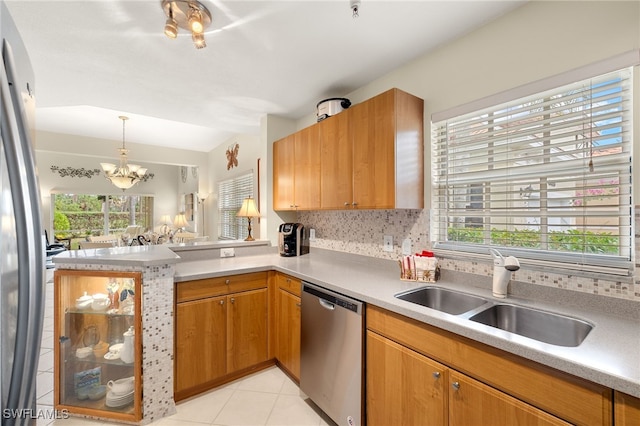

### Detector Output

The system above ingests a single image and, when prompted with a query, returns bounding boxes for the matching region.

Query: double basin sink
[395,286,593,347]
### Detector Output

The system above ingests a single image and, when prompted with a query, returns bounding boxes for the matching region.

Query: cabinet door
[615,391,640,426]
[351,89,395,209]
[276,288,301,380]
[273,135,296,210]
[294,125,321,210]
[449,371,570,426]
[319,111,352,209]
[227,288,268,373]
[175,296,227,394]
[367,331,446,426]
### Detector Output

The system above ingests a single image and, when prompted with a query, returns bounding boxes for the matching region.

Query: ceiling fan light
[164,18,178,39]
[192,32,206,49]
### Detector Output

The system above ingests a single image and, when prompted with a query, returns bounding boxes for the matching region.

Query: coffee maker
[278,223,309,257]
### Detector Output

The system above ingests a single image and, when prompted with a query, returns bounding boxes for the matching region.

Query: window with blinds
[218,172,254,240]
[431,68,633,276]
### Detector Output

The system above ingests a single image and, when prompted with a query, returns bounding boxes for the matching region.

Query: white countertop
[53,245,180,267]
[174,248,640,398]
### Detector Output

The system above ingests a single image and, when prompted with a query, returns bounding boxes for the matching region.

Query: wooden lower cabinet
[366,305,613,426]
[367,330,446,426]
[448,371,569,426]
[274,273,301,381]
[227,288,268,372]
[615,391,640,426]
[175,296,226,393]
[174,273,268,400]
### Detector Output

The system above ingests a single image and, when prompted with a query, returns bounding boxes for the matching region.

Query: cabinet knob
[225,279,230,284]
[433,372,441,379]
[286,278,291,283]
[230,297,235,304]
[296,303,301,308]
[452,382,460,391]
[290,204,294,208]
[219,300,224,305]
[344,202,350,206]
[352,202,358,207]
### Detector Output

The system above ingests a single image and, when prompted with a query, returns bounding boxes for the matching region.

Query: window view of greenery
[433,69,631,262]
[53,194,153,249]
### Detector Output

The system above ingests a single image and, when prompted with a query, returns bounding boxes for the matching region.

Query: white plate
[103,351,120,360]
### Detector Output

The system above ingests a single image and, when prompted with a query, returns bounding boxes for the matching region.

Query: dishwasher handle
[302,282,362,314]
[318,298,335,311]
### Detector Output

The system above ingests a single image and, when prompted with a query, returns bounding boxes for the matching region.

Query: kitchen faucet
[490,249,520,298]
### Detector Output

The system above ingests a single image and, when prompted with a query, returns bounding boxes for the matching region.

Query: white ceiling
[5,0,526,152]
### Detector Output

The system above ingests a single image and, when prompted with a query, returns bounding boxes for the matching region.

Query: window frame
[431,65,635,278]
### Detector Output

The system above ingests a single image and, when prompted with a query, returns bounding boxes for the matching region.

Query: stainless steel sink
[469,304,593,347]
[395,287,489,315]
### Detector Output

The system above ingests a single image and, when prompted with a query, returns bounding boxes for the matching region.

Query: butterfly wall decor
[226,143,239,170]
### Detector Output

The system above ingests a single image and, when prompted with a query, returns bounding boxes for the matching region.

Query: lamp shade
[173,213,189,229]
[159,215,172,225]
[236,197,260,217]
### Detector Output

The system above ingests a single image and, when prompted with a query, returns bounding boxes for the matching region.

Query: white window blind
[431,68,633,276]
[218,172,253,240]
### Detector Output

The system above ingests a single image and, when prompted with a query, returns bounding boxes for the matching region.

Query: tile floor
[37,271,334,426]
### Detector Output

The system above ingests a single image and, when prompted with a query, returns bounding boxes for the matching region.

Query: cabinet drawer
[276,273,301,297]
[367,305,612,426]
[176,272,268,303]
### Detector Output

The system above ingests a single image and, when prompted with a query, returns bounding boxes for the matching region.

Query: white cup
[107,377,134,395]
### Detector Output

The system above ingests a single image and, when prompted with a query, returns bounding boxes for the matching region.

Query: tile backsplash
[298,208,640,302]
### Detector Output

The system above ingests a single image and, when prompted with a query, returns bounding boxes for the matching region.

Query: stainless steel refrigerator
[0,2,45,425]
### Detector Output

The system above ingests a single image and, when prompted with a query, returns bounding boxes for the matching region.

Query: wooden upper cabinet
[273,135,296,210]
[273,127,321,210]
[354,88,424,209]
[293,125,321,210]
[319,111,352,209]
[274,87,424,211]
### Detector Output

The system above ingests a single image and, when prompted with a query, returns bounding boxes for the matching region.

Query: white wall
[207,133,264,240]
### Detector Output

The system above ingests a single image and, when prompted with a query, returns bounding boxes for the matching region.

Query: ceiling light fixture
[164,5,178,39]
[100,116,149,191]
[161,0,212,49]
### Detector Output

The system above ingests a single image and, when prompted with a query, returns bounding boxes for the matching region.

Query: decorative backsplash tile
[298,208,640,302]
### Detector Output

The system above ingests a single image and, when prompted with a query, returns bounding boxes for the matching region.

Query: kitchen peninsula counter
[53,245,181,424]
[174,248,640,399]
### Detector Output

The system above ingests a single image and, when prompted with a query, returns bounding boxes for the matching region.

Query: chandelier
[162,0,212,49]
[100,116,149,191]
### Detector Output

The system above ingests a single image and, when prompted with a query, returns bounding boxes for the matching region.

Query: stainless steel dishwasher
[300,282,363,426]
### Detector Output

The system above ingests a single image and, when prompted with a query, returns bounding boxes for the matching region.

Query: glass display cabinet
[54,270,142,422]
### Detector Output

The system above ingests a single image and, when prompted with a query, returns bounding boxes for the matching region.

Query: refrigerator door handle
[1,39,44,424]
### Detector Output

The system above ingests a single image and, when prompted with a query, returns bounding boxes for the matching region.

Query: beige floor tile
[38,348,54,372]
[235,367,286,394]
[37,390,54,406]
[213,390,278,426]
[171,386,234,424]
[266,395,321,426]
[36,372,54,399]
[278,377,300,397]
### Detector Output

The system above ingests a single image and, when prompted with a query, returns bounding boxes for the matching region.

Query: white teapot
[120,326,135,364]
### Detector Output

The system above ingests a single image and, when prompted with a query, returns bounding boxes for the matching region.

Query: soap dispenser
[120,326,135,364]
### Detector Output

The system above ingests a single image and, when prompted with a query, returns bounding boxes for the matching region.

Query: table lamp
[173,213,189,232]
[236,197,260,241]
